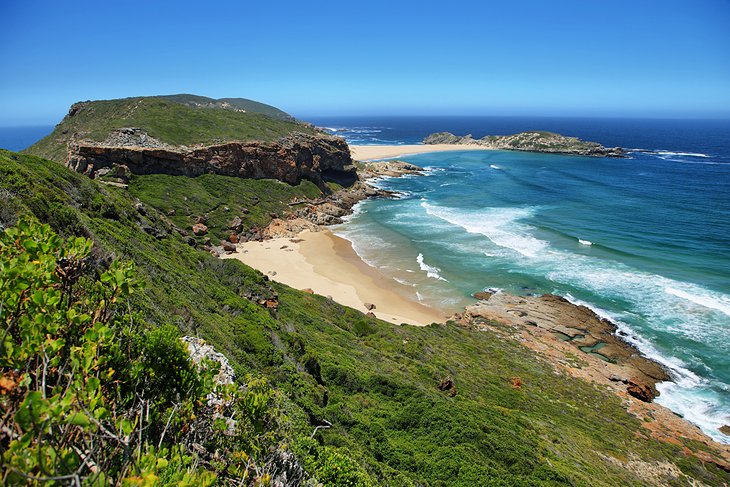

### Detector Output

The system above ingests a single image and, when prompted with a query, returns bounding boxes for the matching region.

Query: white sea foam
[394,277,417,287]
[655,150,710,158]
[421,202,547,258]
[665,287,730,317]
[416,253,447,281]
[578,239,593,246]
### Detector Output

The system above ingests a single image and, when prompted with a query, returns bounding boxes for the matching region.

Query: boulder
[228,216,243,232]
[626,381,655,402]
[221,241,236,252]
[192,223,208,235]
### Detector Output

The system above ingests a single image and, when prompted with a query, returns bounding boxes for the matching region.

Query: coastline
[215,143,730,464]
[349,143,494,161]
[221,229,450,326]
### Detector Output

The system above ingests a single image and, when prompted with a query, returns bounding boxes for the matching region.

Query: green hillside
[1,149,728,485]
[24,95,317,163]
[159,94,296,120]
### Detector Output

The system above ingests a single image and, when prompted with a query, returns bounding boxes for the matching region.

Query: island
[424,130,625,157]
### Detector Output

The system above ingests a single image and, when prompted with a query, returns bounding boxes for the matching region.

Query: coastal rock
[228,216,243,232]
[423,131,625,157]
[462,292,670,400]
[221,241,237,252]
[361,160,425,178]
[192,223,208,235]
[627,381,655,402]
[182,336,235,386]
[66,132,356,188]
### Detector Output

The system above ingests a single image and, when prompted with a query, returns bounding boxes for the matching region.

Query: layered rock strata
[66,130,355,187]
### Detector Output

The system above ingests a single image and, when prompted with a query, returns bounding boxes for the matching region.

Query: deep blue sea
[0,125,54,152]
[308,116,730,443]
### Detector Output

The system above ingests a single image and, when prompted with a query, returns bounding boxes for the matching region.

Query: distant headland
[423,131,625,157]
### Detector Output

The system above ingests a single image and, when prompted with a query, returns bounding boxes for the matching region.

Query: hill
[2,148,729,485]
[24,94,318,163]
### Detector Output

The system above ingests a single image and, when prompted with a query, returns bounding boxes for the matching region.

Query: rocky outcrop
[424,131,625,157]
[461,292,669,401]
[66,131,356,188]
[359,160,424,178]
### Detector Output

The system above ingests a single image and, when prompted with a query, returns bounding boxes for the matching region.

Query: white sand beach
[349,144,492,161]
[221,229,449,326]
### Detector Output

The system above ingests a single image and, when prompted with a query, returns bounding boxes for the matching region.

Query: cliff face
[424,131,625,157]
[66,131,355,187]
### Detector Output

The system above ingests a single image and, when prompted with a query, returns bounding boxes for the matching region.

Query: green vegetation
[158,94,295,121]
[128,173,322,243]
[1,148,728,485]
[24,96,317,163]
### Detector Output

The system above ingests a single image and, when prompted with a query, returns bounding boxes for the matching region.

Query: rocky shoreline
[232,159,730,468]
[424,131,625,157]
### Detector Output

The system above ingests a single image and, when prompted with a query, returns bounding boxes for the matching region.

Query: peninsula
[4,94,729,486]
[424,130,626,157]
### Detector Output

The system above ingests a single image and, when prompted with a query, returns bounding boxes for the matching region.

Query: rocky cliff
[66,130,356,188]
[424,131,625,157]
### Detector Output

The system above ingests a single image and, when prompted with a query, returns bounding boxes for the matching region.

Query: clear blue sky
[1,0,729,125]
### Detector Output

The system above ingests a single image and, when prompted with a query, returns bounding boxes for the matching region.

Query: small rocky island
[424,131,625,157]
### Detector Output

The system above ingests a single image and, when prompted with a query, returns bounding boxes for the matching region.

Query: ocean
[3,117,729,443]
[0,125,54,152]
[307,115,730,444]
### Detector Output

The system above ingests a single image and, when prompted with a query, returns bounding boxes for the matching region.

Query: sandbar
[349,144,493,161]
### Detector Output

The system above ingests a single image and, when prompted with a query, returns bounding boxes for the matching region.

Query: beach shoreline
[349,143,493,161]
[221,229,452,326]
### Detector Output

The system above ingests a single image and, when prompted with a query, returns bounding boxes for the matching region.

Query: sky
[1,0,729,125]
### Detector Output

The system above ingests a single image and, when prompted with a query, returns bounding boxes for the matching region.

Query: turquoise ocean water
[307,117,730,444]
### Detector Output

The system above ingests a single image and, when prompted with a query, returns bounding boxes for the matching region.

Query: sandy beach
[221,229,449,326]
[350,143,492,161]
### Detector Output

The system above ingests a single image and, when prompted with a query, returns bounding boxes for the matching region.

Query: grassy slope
[24,96,317,163]
[159,94,295,120]
[127,173,321,244]
[1,149,728,486]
